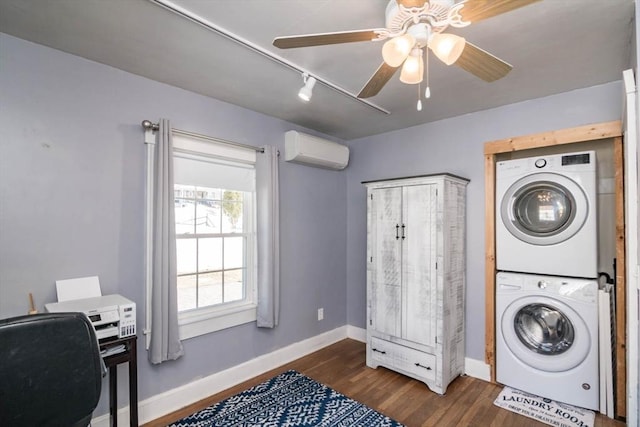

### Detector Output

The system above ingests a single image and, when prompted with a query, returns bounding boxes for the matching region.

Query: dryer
[496,272,599,410]
[496,151,597,278]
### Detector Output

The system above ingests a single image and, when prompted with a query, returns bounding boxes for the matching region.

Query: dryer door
[500,172,588,246]
[501,295,590,372]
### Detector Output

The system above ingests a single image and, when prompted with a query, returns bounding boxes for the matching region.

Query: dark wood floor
[143,339,626,427]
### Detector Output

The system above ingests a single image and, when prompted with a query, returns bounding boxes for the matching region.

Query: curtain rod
[141,120,264,153]
[147,0,390,115]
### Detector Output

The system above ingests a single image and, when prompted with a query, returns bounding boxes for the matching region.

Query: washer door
[501,295,590,372]
[501,173,588,246]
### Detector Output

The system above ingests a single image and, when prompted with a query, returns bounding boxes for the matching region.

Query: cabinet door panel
[403,184,437,346]
[371,187,402,336]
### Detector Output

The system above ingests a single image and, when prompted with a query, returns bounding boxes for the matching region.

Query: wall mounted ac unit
[284,130,349,170]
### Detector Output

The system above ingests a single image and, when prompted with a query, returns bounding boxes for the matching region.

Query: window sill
[178,302,257,340]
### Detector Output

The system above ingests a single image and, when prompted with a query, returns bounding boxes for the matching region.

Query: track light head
[298,74,317,102]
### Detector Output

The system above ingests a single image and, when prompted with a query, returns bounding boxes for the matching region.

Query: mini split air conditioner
[284,130,349,170]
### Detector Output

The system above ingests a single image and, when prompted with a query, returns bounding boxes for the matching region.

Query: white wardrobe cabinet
[364,174,468,395]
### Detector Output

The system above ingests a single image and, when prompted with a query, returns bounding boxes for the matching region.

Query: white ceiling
[0,0,635,140]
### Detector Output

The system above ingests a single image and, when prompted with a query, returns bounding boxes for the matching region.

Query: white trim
[178,303,257,340]
[91,326,350,427]
[464,357,491,382]
[346,325,367,342]
[623,68,639,425]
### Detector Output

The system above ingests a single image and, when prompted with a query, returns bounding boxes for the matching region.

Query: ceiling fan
[273,0,540,103]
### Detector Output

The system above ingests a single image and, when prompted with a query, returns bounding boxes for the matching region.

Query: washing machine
[496,272,599,410]
[496,150,597,278]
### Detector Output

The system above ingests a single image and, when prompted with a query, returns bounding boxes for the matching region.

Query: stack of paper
[101,344,126,358]
[55,276,102,301]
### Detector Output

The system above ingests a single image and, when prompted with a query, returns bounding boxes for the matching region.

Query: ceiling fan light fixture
[399,48,423,84]
[429,33,466,65]
[382,34,416,67]
[298,75,317,102]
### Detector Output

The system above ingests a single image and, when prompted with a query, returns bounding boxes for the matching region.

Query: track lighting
[298,74,317,102]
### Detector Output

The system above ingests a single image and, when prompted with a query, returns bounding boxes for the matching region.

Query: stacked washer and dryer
[495,151,600,411]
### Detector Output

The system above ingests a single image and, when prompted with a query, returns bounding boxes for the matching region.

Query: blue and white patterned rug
[169,370,404,427]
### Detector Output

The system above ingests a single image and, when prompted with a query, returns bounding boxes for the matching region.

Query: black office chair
[0,312,103,427]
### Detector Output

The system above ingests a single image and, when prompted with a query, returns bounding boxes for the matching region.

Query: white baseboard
[346,325,366,342]
[91,325,490,426]
[91,325,350,426]
[464,357,491,382]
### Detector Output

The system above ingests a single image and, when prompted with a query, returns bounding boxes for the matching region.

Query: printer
[45,294,136,341]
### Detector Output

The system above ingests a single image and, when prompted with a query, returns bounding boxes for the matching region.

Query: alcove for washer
[483,121,626,417]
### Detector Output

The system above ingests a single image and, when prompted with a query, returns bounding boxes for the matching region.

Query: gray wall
[345,81,623,361]
[0,33,347,416]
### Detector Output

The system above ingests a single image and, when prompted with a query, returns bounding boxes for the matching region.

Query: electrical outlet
[317,308,324,321]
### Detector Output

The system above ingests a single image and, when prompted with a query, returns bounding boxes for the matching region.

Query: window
[172,134,257,339]
[175,186,249,310]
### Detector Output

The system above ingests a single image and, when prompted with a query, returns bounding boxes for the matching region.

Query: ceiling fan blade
[455,42,512,82]
[396,0,427,7]
[459,0,541,23]
[273,30,380,49]
[358,62,399,98]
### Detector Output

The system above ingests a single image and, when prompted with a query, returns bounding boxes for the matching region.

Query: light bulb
[417,99,422,111]
[382,34,416,67]
[399,48,424,84]
[429,33,466,65]
[425,86,431,98]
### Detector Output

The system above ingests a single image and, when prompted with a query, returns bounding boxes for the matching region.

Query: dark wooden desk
[100,336,138,427]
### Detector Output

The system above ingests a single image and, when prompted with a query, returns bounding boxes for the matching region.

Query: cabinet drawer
[370,337,436,381]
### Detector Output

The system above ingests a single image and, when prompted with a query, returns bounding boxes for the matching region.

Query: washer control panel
[497,272,597,303]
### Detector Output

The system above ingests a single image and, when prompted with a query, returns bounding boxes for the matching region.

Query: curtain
[256,146,280,328]
[149,119,184,363]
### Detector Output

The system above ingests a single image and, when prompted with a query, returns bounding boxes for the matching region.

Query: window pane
[224,269,244,303]
[176,239,197,275]
[196,200,221,234]
[198,271,223,308]
[174,173,253,316]
[177,275,197,312]
[224,236,244,269]
[197,187,222,200]
[222,191,244,233]
[175,199,196,235]
[198,238,223,272]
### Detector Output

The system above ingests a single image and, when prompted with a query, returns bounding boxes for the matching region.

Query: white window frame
[144,129,258,346]
[175,185,257,340]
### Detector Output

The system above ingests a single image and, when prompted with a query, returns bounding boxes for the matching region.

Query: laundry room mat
[494,386,595,427]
